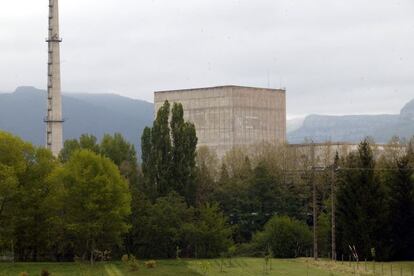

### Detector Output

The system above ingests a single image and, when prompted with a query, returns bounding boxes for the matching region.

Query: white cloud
[1,0,413,116]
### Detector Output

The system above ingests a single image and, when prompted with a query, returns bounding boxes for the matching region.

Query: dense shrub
[129,193,233,258]
[40,269,51,276]
[182,203,233,258]
[121,254,129,263]
[251,215,312,258]
[144,260,157,268]
[122,255,139,271]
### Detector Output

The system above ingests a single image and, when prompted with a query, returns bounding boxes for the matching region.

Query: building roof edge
[154,85,286,94]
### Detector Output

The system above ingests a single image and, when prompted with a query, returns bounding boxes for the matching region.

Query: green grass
[1,258,414,276]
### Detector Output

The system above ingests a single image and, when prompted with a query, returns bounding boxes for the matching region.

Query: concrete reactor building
[154,86,286,157]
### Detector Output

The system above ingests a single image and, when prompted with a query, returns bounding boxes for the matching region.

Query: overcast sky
[1,0,413,118]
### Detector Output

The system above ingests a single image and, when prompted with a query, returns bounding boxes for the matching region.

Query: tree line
[0,100,413,262]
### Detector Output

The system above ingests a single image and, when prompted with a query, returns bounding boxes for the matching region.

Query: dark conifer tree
[388,151,414,259]
[336,139,389,260]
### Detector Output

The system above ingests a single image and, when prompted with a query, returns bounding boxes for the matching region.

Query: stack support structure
[45,0,63,156]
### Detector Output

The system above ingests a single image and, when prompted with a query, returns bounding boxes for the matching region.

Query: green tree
[182,203,233,258]
[387,152,414,260]
[222,148,252,179]
[249,162,283,216]
[195,146,219,206]
[131,192,192,258]
[408,137,414,166]
[59,139,80,162]
[100,133,138,181]
[170,102,198,205]
[13,148,59,261]
[59,134,100,162]
[101,133,135,167]
[125,190,153,256]
[0,131,26,236]
[128,192,232,259]
[0,131,30,174]
[142,101,172,198]
[317,212,331,257]
[79,134,100,153]
[0,164,18,247]
[252,215,312,258]
[336,139,389,260]
[0,132,60,260]
[141,127,156,197]
[219,163,230,183]
[53,150,131,263]
[141,101,198,204]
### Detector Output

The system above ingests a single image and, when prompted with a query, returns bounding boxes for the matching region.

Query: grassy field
[1,258,414,276]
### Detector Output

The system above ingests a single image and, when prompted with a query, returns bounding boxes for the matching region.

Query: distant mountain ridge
[288,99,414,143]
[0,86,154,155]
[1,86,413,153]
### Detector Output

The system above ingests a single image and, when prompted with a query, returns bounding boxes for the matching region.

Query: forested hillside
[0,86,153,155]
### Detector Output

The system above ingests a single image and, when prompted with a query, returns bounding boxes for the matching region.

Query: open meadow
[2,258,414,276]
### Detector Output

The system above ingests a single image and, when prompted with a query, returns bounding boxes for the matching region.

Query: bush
[251,215,312,258]
[129,260,140,271]
[145,260,157,268]
[182,203,233,258]
[121,255,139,271]
[40,269,50,276]
[121,254,129,263]
[234,242,254,256]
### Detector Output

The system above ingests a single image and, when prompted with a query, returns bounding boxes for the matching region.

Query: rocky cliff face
[288,98,414,143]
[400,99,414,121]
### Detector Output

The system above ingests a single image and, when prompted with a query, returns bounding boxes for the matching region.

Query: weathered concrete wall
[154,86,286,158]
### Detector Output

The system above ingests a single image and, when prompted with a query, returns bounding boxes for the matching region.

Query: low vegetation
[1,100,414,264]
[3,258,414,275]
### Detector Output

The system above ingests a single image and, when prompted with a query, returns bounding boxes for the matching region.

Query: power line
[282,167,413,173]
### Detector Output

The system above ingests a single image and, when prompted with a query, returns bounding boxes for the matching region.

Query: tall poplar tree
[141,101,198,204]
[170,103,198,205]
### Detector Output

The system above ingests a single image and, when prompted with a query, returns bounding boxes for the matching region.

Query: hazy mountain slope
[401,99,414,120]
[66,93,154,128]
[0,87,45,145]
[2,86,412,150]
[0,87,154,154]
[287,117,305,133]
[288,99,414,143]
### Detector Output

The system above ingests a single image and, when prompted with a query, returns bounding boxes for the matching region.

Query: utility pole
[332,152,340,261]
[313,173,318,260]
[310,144,318,260]
[45,0,64,156]
[331,165,336,261]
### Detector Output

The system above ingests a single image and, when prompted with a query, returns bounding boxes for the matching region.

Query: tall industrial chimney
[45,0,63,156]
